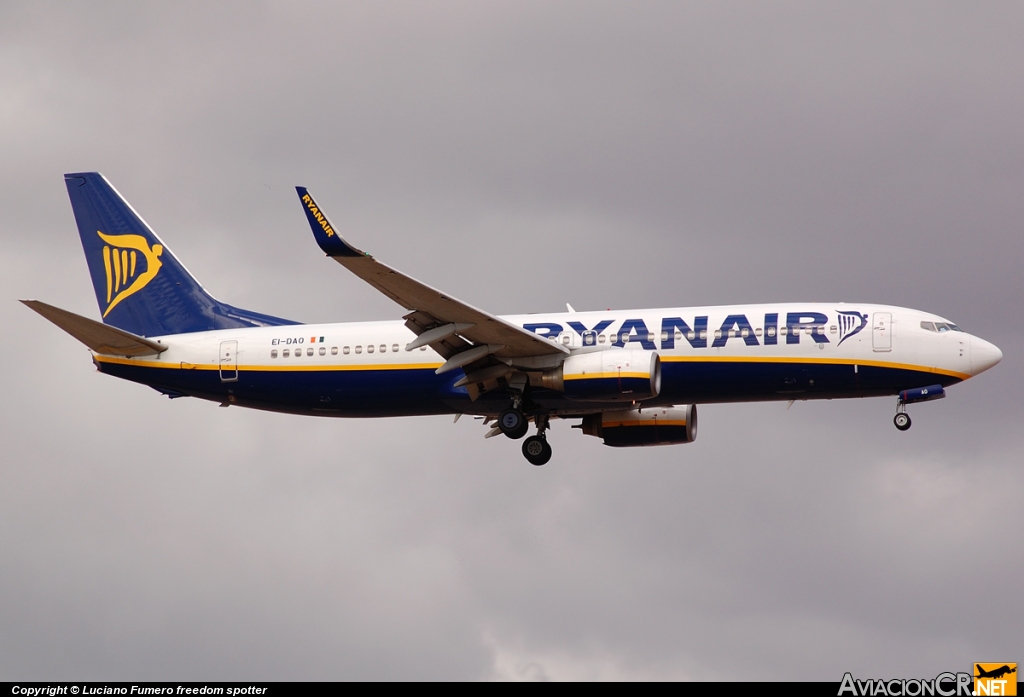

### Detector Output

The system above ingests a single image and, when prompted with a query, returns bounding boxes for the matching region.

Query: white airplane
[23,173,1002,465]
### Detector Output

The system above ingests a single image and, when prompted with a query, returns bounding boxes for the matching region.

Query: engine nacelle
[541,349,661,402]
[579,405,697,447]
[899,384,945,404]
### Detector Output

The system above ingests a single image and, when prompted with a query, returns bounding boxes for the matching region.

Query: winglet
[295,187,366,258]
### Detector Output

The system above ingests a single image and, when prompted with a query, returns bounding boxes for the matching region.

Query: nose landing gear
[893,400,911,431]
[892,384,945,431]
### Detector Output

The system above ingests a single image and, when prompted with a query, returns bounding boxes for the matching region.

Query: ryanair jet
[23,173,1003,465]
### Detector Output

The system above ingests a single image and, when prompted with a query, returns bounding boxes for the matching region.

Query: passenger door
[872,312,892,352]
[219,340,238,382]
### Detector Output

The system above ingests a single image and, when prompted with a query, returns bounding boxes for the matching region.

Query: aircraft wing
[22,300,167,356]
[296,187,568,368]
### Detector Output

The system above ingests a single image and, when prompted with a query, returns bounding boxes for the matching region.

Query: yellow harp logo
[97,231,164,317]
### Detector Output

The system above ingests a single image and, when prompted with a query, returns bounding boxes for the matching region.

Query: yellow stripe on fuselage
[563,371,651,381]
[94,355,444,372]
[93,354,969,381]
[659,354,969,380]
[603,420,688,428]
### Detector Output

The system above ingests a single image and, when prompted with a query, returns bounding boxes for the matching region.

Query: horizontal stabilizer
[21,300,168,357]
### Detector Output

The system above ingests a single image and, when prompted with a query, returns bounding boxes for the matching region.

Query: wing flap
[22,300,168,356]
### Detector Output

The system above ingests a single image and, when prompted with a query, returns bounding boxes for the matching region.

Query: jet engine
[578,405,697,447]
[898,384,945,404]
[541,349,661,402]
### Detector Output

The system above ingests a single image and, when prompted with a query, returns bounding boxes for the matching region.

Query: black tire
[894,413,911,431]
[498,408,529,439]
[522,435,552,466]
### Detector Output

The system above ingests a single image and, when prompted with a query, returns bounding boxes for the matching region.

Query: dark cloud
[1,1,1021,680]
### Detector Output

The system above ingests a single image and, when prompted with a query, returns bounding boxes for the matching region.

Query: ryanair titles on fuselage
[522,310,868,350]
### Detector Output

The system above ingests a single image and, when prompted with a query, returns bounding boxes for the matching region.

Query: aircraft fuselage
[94,302,999,418]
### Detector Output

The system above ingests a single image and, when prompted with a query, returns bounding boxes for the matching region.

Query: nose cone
[970,336,1003,376]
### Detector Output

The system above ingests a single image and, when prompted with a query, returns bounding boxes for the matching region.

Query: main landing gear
[522,414,552,466]
[522,435,552,466]
[496,395,553,465]
[497,407,529,439]
[494,389,553,465]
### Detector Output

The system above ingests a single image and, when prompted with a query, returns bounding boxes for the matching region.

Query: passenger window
[367,344,375,353]
[699,330,707,340]
[830,325,837,333]
[780,327,788,335]
[687,331,695,341]
[728,330,737,338]
[283,349,290,357]
[343,346,350,354]
[380,344,386,353]
[304,347,311,356]
[392,344,399,352]
[598,334,606,344]
[271,350,278,358]
[562,335,570,346]
[661,331,669,342]
[740,329,749,338]
[714,330,723,339]
[754,328,762,337]
[767,326,776,337]
[319,347,326,356]
[331,347,338,355]
[355,346,362,354]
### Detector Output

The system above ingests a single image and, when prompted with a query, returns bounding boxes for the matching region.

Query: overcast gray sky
[1,1,1021,681]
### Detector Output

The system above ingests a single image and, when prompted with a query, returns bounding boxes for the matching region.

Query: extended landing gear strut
[893,400,911,431]
[494,386,553,465]
[892,384,945,432]
[497,393,529,440]
[522,414,552,466]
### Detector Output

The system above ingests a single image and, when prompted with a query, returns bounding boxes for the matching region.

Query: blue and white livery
[23,173,1003,465]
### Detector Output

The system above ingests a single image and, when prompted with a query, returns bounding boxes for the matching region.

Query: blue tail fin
[65,172,299,336]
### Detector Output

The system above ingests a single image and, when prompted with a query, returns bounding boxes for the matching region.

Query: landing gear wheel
[522,435,552,466]
[498,408,529,439]
[894,412,911,431]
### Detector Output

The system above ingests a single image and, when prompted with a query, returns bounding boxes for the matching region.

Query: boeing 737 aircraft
[23,173,1003,465]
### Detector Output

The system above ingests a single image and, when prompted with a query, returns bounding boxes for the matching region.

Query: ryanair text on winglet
[838,672,972,697]
[301,193,335,237]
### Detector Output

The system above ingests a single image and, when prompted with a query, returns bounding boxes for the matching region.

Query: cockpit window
[923,321,964,333]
